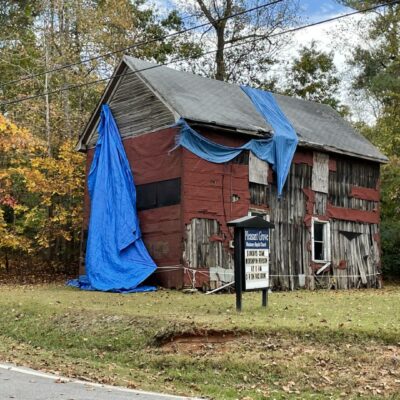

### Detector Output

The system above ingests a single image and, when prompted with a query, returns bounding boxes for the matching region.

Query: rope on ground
[150,265,380,281]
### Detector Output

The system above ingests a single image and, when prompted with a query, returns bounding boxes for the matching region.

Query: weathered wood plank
[249,152,269,185]
[87,65,175,147]
[312,152,329,193]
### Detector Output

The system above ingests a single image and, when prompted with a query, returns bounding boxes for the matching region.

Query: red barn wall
[180,129,251,287]
[182,129,250,225]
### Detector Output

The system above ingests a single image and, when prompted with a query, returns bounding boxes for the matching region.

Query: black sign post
[262,288,268,307]
[228,216,275,312]
[233,227,244,311]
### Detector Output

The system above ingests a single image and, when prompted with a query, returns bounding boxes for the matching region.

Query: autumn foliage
[0,114,84,274]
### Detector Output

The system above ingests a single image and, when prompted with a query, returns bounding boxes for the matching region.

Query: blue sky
[299,0,353,21]
[154,0,354,21]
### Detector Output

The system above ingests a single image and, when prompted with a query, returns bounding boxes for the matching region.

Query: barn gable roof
[123,56,272,134]
[78,56,388,163]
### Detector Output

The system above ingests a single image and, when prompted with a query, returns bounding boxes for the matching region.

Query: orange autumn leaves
[0,114,84,259]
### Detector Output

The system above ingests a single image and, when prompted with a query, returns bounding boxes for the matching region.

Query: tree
[0,114,41,270]
[338,1,399,146]
[0,114,85,273]
[0,1,191,151]
[339,0,400,277]
[178,0,299,82]
[284,41,348,114]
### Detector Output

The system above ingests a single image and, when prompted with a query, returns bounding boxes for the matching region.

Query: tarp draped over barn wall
[241,87,298,195]
[68,105,156,293]
[174,89,298,196]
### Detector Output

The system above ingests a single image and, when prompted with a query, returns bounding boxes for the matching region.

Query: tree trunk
[44,43,51,156]
[44,2,52,156]
[5,252,10,274]
[215,27,226,81]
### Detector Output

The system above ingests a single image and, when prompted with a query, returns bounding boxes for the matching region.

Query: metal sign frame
[229,216,274,312]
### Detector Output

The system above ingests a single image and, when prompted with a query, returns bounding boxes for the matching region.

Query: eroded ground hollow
[153,329,247,353]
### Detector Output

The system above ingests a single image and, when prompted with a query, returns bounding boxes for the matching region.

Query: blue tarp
[175,89,298,196]
[68,105,156,293]
[241,87,298,195]
[67,275,155,293]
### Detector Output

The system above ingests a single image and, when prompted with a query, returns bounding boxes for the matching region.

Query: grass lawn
[0,284,399,399]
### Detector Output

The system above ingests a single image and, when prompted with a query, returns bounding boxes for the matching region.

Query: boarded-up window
[249,152,269,186]
[136,178,181,211]
[312,152,329,193]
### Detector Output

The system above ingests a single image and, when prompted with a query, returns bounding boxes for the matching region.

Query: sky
[153,0,354,22]
[298,0,353,21]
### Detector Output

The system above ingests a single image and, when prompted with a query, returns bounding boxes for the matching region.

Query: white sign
[244,228,269,290]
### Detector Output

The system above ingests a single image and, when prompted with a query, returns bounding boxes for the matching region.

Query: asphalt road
[0,364,198,400]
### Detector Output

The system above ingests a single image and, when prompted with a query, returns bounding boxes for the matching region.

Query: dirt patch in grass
[156,329,247,354]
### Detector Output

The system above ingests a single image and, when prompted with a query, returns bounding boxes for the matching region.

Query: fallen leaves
[0,285,400,399]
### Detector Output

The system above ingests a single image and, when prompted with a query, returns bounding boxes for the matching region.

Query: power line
[1,0,399,108]
[1,37,261,106]
[0,0,285,89]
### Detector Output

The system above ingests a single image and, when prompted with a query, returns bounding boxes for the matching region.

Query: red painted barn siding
[182,151,250,224]
[182,129,251,226]
[182,133,250,221]
[122,127,180,185]
[139,205,183,288]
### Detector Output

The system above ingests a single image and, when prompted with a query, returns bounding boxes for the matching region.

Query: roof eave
[298,139,389,164]
[186,119,272,138]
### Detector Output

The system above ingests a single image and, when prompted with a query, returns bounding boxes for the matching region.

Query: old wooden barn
[77,56,388,290]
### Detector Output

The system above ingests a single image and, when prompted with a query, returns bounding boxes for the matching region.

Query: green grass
[0,284,399,399]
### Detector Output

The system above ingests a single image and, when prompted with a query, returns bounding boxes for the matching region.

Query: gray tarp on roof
[92,56,387,163]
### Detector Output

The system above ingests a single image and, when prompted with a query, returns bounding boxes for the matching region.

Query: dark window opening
[314,242,324,261]
[136,178,181,211]
[314,222,324,242]
[249,182,268,206]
